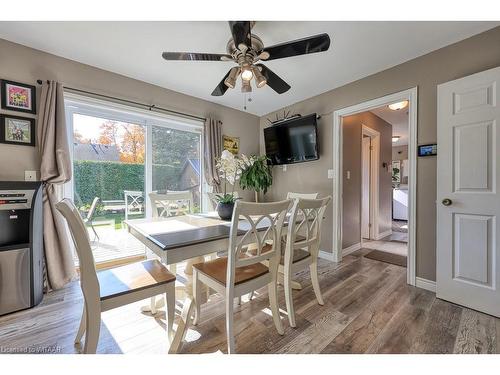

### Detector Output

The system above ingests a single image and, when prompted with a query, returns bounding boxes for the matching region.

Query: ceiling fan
[162,21,331,96]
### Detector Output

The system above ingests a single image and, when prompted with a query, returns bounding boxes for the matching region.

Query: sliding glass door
[65,94,204,265]
[151,125,202,211]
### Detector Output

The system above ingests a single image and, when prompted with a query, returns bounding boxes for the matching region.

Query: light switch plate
[327,169,334,179]
[346,170,351,180]
[25,170,37,181]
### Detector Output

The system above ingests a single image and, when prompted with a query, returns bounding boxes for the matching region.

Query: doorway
[332,87,417,286]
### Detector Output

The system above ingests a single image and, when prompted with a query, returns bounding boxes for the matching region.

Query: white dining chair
[56,198,176,354]
[192,199,292,354]
[149,190,193,218]
[281,196,331,327]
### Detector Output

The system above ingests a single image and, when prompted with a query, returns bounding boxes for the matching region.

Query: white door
[437,66,500,317]
[361,136,371,239]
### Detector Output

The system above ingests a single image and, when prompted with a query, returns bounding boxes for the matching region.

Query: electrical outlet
[25,170,37,181]
[327,169,334,179]
[282,164,287,172]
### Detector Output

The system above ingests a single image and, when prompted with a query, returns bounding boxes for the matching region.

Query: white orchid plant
[215,150,244,204]
[215,150,272,204]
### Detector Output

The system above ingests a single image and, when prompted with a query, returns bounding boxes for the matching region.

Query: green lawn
[91,212,145,230]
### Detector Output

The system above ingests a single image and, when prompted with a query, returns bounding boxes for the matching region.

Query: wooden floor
[1,248,499,354]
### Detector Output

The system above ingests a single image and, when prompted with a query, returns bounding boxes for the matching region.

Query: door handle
[442,198,452,206]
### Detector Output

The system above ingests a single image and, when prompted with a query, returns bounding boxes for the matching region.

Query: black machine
[264,114,319,165]
[0,181,44,316]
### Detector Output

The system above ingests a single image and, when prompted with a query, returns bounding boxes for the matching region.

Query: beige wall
[392,145,408,161]
[260,26,500,281]
[0,38,260,201]
[342,112,392,248]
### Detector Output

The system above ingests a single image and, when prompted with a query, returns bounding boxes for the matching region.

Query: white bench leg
[165,282,175,343]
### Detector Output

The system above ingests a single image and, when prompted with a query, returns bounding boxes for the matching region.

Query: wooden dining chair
[192,199,292,354]
[56,198,176,354]
[281,196,331,327]
[149,190,193,218]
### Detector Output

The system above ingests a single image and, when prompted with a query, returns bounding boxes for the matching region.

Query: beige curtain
[204,118,223,193]
[37,81,75,290]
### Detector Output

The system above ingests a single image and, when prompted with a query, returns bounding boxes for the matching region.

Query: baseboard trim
[376,230,393,240]
[415,277,436,293]
[318,250,336,262]
[342,242,362,256]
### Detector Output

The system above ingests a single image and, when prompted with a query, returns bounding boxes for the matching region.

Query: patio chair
[124,190,144,220]
[84,197,100,242]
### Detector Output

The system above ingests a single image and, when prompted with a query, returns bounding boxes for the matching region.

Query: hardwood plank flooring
[1,249,499,354]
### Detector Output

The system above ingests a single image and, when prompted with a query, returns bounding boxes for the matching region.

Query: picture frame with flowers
[1,79,37,114]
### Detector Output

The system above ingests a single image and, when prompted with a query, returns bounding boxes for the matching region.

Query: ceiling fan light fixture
[388,100,409,111]
[224,67,240,88]
[241,67,253,81]
[252,66,267,88]
[241,79,252,93]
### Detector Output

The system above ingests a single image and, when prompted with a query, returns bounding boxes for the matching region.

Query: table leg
[184,256,205,275]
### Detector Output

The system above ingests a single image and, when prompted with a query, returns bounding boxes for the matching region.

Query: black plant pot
[216,202,235,221]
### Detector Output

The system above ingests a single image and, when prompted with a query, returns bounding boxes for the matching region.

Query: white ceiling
[0,21,497,116]
[371,105,409,146]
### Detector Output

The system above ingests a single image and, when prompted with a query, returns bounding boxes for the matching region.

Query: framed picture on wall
[223,134,240,155]
[392,160,401,183]
[0,114,35,147]
[1,79,37,114]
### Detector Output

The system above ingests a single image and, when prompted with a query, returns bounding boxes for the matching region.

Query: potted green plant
[214,150,242,220]
[239,154,273,202]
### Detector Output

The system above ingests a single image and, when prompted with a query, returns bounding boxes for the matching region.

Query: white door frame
[332,87,418,286]
[361,125,380,242]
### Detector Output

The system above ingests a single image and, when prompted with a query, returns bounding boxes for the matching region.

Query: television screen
[264,114,319,165]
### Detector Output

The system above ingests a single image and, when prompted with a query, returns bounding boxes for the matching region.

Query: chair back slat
[227,200,292,286]
[56,199,100,305]
[287,197,332,256]
[287,192,319,200]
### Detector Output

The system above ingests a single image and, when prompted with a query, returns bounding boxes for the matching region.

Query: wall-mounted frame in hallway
[331,87,418,286]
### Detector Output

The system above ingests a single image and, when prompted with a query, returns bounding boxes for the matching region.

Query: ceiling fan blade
[162,52,232,61]
[257,64,291,94]
[211,69,233,96]
[228,21,251,50]
[260,33,330,61]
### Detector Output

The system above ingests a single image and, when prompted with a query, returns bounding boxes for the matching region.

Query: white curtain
[203,118,223,193]
[37,81,76,290]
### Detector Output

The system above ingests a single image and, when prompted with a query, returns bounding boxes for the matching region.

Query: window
[64,93,204,265]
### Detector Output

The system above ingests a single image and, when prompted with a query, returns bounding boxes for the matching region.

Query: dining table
[124,211,305,353]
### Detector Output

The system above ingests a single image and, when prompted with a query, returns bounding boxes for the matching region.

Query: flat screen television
[264,113,319,165]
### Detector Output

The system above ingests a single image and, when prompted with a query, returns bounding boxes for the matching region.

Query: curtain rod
[36,79,207,123]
